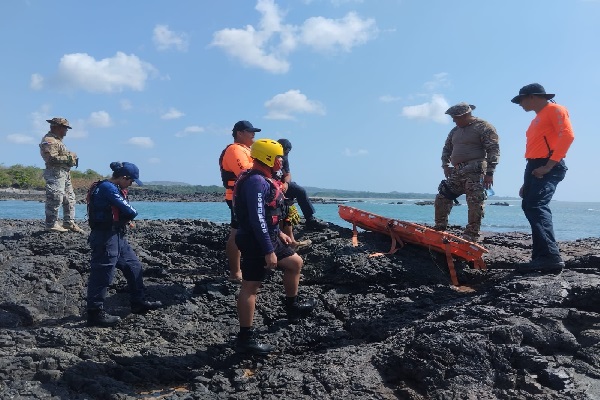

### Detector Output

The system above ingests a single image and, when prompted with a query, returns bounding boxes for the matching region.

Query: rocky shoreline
[1,219,600,399]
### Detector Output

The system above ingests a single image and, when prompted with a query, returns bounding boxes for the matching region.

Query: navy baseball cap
[110,161,143,185]
[233,120,261,133]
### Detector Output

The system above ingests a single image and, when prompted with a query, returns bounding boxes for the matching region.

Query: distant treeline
[0,164,225,195]
[305,187,436,199]
[0,164,466,200]
[0,164,104,190]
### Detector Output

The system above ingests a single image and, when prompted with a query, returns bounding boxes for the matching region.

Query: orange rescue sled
[338,205,488,286]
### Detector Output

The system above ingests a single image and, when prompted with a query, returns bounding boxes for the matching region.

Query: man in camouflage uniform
[434,103,500,242]
[39,117,84,233]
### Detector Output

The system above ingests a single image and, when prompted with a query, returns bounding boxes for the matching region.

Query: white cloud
[153,25,189,51]
[127,137,154,148]
[211,27,291,73]
[161,108,185,120]
[6,134,36,145]
[424,72,450,91]
[379,95,401,103]
[401,94,450,124]
[212,0,377,73]
[44,52,157,93]
[343,148,368,157]
[30,73,44,90]
[264,89,325,120]
[175,126,205,137]
[30,105,52,133]
[300,12,378,52]
[88,111,113,128]
[331,0,364,4]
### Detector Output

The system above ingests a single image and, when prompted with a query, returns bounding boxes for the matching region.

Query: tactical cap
[511,83,555,104]
[110,161,143,185]
[233,120,261,133]
[46,117,72,129]
[445,102,476,117]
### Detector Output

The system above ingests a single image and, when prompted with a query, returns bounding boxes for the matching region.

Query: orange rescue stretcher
[338,205,488,286]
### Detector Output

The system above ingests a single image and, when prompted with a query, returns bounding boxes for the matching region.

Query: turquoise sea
[1,199,598,241]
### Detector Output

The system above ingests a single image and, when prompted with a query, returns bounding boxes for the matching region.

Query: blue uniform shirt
[236,173,279,255]
[88,180,138,228]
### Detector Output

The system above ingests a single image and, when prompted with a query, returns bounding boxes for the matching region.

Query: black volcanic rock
[0,219,599,399]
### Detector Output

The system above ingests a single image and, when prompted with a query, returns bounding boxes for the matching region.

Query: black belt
[455,161,469,169]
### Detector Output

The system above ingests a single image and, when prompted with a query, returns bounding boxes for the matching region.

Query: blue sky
[1,0,599,201]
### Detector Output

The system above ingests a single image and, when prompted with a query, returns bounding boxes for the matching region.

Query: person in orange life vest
[219,120,258,282]
[232,139,317,355]
[511,83,575,274]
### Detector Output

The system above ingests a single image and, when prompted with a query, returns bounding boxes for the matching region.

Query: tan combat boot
[63,222,85,233]
[46,222,68,232]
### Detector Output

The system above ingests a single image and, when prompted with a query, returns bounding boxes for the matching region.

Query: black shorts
[235,232,295,282]
[226,200,239,229]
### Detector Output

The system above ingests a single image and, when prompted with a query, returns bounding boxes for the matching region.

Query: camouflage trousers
[43,168,76,228]
[434,161,486,238]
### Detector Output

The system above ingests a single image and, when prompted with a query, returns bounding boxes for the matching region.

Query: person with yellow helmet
[232,139,317,355]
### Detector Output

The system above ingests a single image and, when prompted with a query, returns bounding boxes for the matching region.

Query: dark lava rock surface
[1,219,600,399]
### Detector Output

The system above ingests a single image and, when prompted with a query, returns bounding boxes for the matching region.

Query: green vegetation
[0,164,45,189]
[0,164,225,195]
[0,164,106,190]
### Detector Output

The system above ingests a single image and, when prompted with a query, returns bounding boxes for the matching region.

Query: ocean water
[1,199,598,241]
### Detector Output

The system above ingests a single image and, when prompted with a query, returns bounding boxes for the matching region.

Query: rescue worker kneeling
[233,139,317,355]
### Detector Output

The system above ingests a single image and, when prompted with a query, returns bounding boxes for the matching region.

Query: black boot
[235,330,274,355]
[285,297,318,322]
[87,309,121,327]
[305,217,328,230]
[131,300,162,314]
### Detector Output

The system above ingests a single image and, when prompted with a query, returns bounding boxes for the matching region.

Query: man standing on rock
[434,103,500,242]
[85,162,162,327]
[39,117,84,233]
[218,120,258,283]
[511,83,575,274]
[233,139,317,354]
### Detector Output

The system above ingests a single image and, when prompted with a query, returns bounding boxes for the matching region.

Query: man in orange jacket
[511,83,575,274]
[219,120,258,282]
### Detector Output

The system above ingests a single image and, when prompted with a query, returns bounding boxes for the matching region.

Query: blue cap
[110,161,143,185]
[233,120,261,133]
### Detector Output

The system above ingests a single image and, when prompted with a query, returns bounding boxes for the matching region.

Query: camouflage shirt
[39,132,75,170]
[441,117,500,174]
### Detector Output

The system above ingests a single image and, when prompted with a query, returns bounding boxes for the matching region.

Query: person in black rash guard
[233,139,318,355]
[85,161,161,327]
[276,138,328,230]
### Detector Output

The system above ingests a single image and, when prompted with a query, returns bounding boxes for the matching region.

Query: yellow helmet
[250,139,284,167]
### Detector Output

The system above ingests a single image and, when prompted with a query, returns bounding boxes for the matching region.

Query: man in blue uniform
[276,138,327,230]
[85,161,161,327]
[233,139,317,354]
